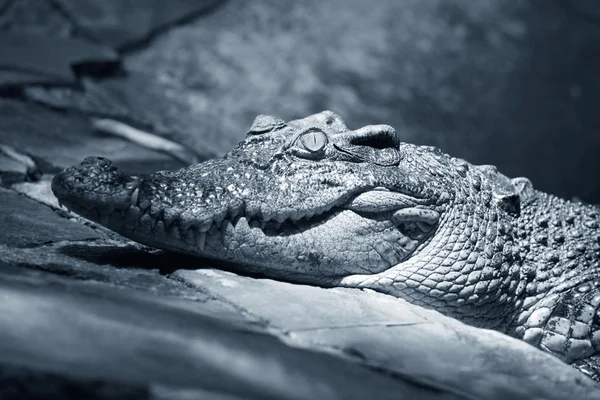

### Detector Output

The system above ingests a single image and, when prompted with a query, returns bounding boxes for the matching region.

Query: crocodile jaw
[56,183,435,283]
[51,149,440,282]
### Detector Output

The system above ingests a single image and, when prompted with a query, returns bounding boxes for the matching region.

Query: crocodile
[52,111,600,380]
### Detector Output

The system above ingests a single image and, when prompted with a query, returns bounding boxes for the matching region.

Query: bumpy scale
[52,111,600,380]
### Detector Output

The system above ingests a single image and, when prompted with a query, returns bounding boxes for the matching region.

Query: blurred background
[0,0,599,202]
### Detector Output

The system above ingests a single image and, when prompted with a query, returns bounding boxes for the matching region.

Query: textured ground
[1,1,599,399]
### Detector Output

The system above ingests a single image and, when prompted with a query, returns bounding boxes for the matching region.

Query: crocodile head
[52,111,527,324]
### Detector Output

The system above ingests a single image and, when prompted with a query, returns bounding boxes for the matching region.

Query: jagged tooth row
[117,191,344,247]
[251,201,340,227]
[98,199,342,240]
[115,201,238,251]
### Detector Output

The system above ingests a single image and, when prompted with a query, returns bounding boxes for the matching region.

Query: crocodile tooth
[169,224,181,240]
[273,221,282,230]
[198,219,212,232]
[124,206,141,229]
[163,210,178,229]
[197,231,206,251]
[184,228,196,246]
[276,213,287,223]
[139,213,154,233]
[260,221,267,230]
[130,188,139,206]
[150,214,159,230]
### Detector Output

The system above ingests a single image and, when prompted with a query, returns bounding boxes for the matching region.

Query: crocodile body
[52,111,600,380]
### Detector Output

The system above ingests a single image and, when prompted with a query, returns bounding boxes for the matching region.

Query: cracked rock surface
[0,0,599,399]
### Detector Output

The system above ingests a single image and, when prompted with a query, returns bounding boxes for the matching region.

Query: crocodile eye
[298,129,328,153]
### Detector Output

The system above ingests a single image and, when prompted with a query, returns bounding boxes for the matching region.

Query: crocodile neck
[516,192,600,308]
[508,192,600,334]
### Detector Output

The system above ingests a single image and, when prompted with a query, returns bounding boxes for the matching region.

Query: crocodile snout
[52,156,138,214]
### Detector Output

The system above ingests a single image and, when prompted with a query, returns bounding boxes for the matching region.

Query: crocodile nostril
[82,156,106,164]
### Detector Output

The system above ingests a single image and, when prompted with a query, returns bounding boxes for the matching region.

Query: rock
[0,100,186,175]
[0,145,39,185]
[0,0,75,38]
[173,268,600,400]
[0,264,459,400]
[11,176,63,210]
[55,0,225,50]
[0,363,149,400]
[0,147,36,186]
[0,188,99,247]
[0,153,28,184]
[0,242,256,328]
[0,32,119,88]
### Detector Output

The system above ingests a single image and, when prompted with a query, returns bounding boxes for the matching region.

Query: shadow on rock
[58,243,278,281]
[57,244,203,275]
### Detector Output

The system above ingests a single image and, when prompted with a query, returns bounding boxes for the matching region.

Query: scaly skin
[52,111,600,380]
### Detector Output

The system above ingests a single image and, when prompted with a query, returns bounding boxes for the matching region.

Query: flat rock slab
[174,269,600,400]
[0,100,186,175]
[0,188,99,247]
[0,264,460,400]
[0,241,257,329]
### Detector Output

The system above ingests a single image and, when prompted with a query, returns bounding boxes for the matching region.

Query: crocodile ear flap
[494,192,521,216]
[337,125,400,149]
[248,115,287,135]
[475,165,521,216]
